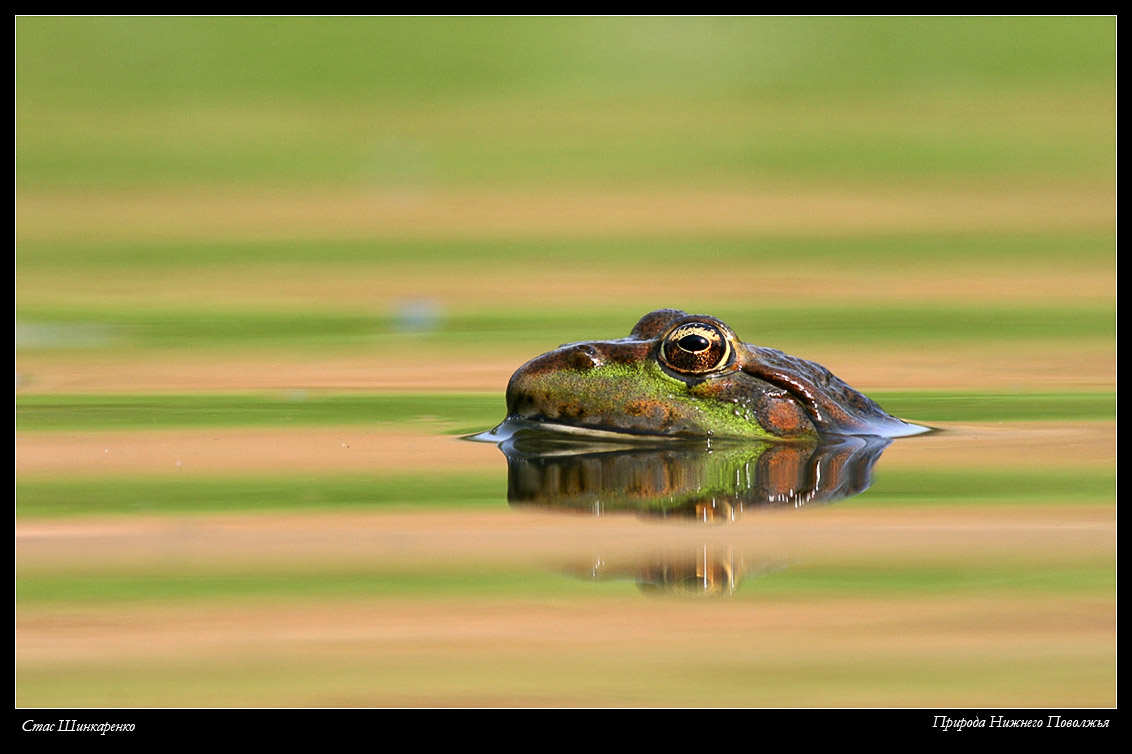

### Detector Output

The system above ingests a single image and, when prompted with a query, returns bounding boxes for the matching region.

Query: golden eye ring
[660,322,732,374]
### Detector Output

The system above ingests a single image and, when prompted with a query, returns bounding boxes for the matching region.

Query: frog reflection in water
[503,309,925,441]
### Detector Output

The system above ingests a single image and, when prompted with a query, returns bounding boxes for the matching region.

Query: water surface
[16,392,1114,707]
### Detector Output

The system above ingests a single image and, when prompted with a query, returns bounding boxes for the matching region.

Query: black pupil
[677,334,710,352]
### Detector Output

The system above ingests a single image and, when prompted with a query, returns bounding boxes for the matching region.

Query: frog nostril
[567,344,602,369]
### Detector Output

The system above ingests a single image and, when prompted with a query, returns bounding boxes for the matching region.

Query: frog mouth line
[483,417,693,444]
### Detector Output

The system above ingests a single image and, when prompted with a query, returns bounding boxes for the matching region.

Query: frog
[501,309,925,441]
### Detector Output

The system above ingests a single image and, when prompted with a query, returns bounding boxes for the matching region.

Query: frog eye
[660,322,732,374]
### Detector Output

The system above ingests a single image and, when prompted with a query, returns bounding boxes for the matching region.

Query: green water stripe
[15,467,1113,519]
[14,390,1115,432]
[15,393,503,432]
[14,302,1116,352]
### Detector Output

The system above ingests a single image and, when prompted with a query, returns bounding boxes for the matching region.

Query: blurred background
[16,16,1115,397]
[16,17,1116,708]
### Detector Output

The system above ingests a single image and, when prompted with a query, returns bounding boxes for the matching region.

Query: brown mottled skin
[505,309,918,440]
